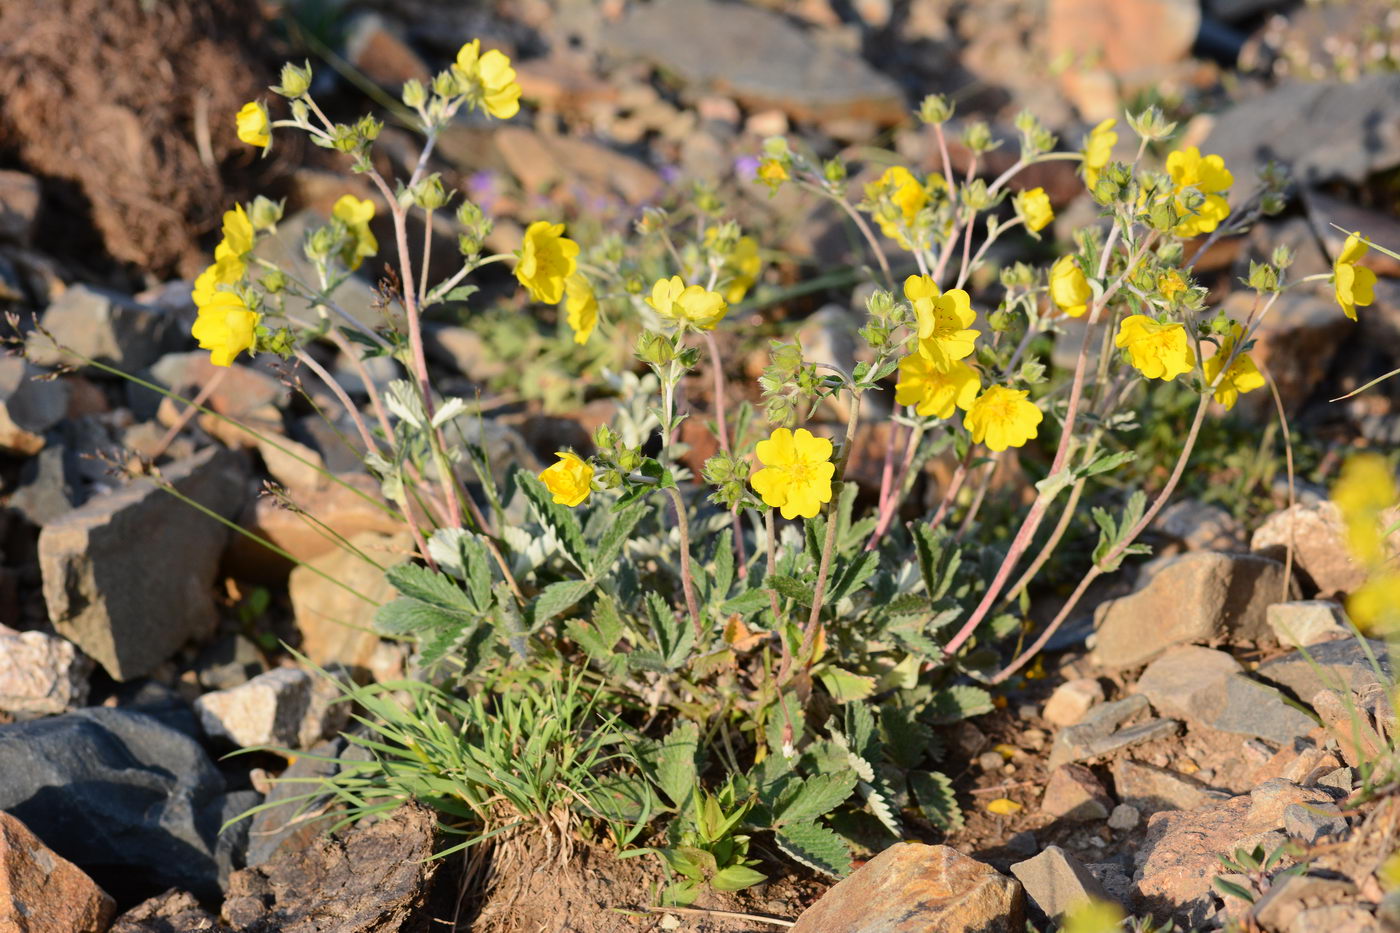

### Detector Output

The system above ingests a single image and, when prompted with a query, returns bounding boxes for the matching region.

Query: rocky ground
[2,0,1400,930]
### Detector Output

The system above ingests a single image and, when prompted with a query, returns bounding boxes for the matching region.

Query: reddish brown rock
[1252,501,1368,598]
[0,810,115,933]
[288,530,409,672]
[790,843,1024,933]
[1041,764,1112,822]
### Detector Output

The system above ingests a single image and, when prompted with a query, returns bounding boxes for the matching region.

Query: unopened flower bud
[962,121,996,154]
[1127,105,1178,142]
[918,94,954,125]
[635,330,675,367]
[823,158,847,184]
[402,78,428,110]
[1271,244,1295,271]
[412,173,450,210]
[260,268,287,294]
[1248,261,1279,293]
[275,61,312,99]
[248,195,284,233]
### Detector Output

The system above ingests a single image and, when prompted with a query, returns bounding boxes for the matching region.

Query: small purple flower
[467,171,499,212]
[734,155,760,181]
[658,164,681,186]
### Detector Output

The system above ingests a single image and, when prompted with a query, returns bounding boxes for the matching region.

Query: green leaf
[774,822,852,878]
[640,591,694,671]
[386,563,474,612]
[711,529,735,601]
[1212,877,1255,903]
[926,685,993,724]
[657,721,699,810]
[769,574,815,607]
[1078,449,1136,478]
[375,598,464,636]
[711,864,767,891]
[817,667,877,703]
[719,589,770,617]
[517,469,593,574]
[827,551,878,608]
[529,579,594,627]
[443,285,480,302]
[880,706,933,770]
[593,502,644,574]
[858,775,902,837]
[773,772,858,826]
[909,770,963,831]
[911,525,961,602]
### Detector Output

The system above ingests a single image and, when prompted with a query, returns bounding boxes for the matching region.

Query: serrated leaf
[926,685,993,724]
[711,529,735,601]
[375,597,463,636]
[772,771,858,826]
[909,770,963,831]
[858,778,901,837]
[1078,449,1136,478]
[774,822,852,878]
[827,550,877,608]
[386,562,473,612]
[770,574,814,607]
[647,590,694,671]
[593,501,644,574]
[720,589,770,617]
[517,469,592,574]
[880,706,933,770]
[818,667,877,703]
[529,579,594,627]
[657,721,699,810]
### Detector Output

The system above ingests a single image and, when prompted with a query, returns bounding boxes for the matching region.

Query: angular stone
[1041,764,1112,822]
[40,446,248,681]
[1210,675,1318,745]
[1091,552,1292,670]
[1134,645,1243,722]
[1011,846,1114,918]
[0,356,68,455]
[193,633,266,691]
[252,211,382,329]
[1112,760,1227,815]
[110,889,229,933]
[1152,498,1247,552]
[245,736,359,866]
[0,170,40,246]
[150,350,287,419]
[1283,802,1346,844]
[789,843,1024,933]
[0,708,257,903]
[288,530,406,672]
[28,284,178,370]
[1268,600,1352,648]
[1253,874,1359,933]
[1046,0,1198,79]
[1049,694,1182,768]
[1311,688,1388,768]
[604,0,905,126]
[0,625,92,715]
[1252,501,1367,597]
[1248,779,1336,831]
[194,667,313,748]
[1043,678,1105,728]
[1257,638,1393,704]
[0,810,115,932]
[10,441,83,525]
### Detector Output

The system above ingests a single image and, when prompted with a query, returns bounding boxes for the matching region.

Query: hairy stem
[665,485,703,638]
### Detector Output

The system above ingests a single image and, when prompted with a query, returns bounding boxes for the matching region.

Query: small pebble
[1108,804,1141,830]
[1020,728,1047,750]
[977,751,1004,771]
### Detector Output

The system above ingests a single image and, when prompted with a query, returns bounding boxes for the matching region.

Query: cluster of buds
[591,424,646,490]
[759,340,822,427]
[702,450,752,509]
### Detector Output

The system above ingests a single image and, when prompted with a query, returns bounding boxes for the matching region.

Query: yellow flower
[894,356,980,418]
[756,158,788,190]
[1333,452,1399,567]
[235,101,270,148]
[867,166,928,248]
[1082,118,1117,190]
[964,386,1043,452]
[1350,571,1400,635]
[539,451,593,507]
[192,252,245,308]
[986,798,1023,816]
[221,204,255,258]
[1333,232,1377,322]
[1049,256,1091,318]
[750,427,835,520]
[1165,147,1233,238]
[1157,268,1188,303]
[1014,187,1054,233]
[721,235,762,304]
[1202,322,1265,410]
[332,195,378,271]
[563,274,598,344]
[1115,314,1195,381]
[515,221,579,305]
[905,275,980,369]
[454,39,522,120]
[1061,900,1126,933]
[191,290,260,367]
[644,275,727,331]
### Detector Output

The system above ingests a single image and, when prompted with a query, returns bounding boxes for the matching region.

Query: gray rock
[1203,74,1400,187]
[1253,874,1360,933]
[1135,645,1242,722]
[1012,846,1114,918]
[245,735,357,866]
[194,634,266,691]
[1107,804,1140,831]
[424,323,506,383]
[1268,600,1353,648]
[297,664,351,749]
[9,440,83,525]
[1112,760,1228,815]
[40,446,249,681]
[252,211,384,330]
[0,707,257,903]
[109,889,229,933]
[603,0,905,126]
[0,170,41,246]
[1049,694,1181,768]
[1256,638,1392,703]
[1152,498,1246,552]
[0,625,92,714]
[28,284,179,370]
[288,530,405,672]
[1283,802,1346,844]
[1091,551,1293,670]
[0,356,69,455]
[1211,675,1319,745]
[194,667,313,748]
[1085,862,1135,910]
[1316,767,1353,795]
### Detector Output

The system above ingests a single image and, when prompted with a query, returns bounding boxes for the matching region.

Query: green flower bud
[918,94,954,125]
[1271,243,1295,271]
[593,424,619,452]
[1248,260,1279,293]
[412,173,450,210]
[274,61,312,99]
[248,195,284,233]
[618,447,643,473]
[1260,191,1287,216]
[823,158,847,184]
[260,268,287,294]
[635,330,675,367]
[1000,261,1036,288]
[402,78,428,110]
[433,69,460,99]
[1126,105,1178,143]
[961,121,999,154]
[290,99,310,125]
[306,224,337,262]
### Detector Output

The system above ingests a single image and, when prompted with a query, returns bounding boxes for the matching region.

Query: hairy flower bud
[918,93,954,125]
[248,195,284,233]
[402,78,428,110]
[274,61,312,99]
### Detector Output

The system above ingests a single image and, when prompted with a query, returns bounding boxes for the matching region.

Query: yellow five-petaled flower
[236,101,270,149]
[1333,232,1377,322]
[332,195,378,271]
[1014,187,1054,233]
[516,221,580,305]
[645,275,727,331]
[750,427,835,520]
[895,356,981,419]
[905,275,980,370]
[192,291,260,367]
[1202,322,1264,411]
[868,166,931,250]
[1049,256,1091,318]
[539,451,594,507]
[1165,147,1233,238]
[454,40,522,120]
[964,386,1043,452]
[1115,314,1195,381]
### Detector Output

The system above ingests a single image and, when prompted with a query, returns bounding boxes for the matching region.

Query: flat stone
[1253,874,1359,933]
[1317,767,1353,795]
[1268,600,1353,648]
[150,350,287,420]
[39,446,248,680]
[0,810,116,932]
[788,843,1025,933]
[0,625,92,715]
[1049,695,1180,768]
[1134,645,1243,722]
[28,284,179,370]
[1252,501,1367,597]
[1283,802,1346,844]
[1152,498,1247,552]
[0,707,257,904]
[604,0,905,126]
[1311,688,1388,768]
[0,170,41,246]
[193,633,266,691]
[1257,638,1392,704]
[1042,678,1105,727]
[0,355,68,455]
[194,667,314,749]
[1091,552,1292,670]
[1041,764,1112,822]
[288,530,406,672]
[1112,760,1228,815]
[10,440,83,525]
[1203,74,1400,187]
[1210,675,1318,745]
[1011,846,1114,919]
[1248,779,1336,831]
